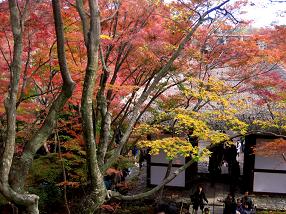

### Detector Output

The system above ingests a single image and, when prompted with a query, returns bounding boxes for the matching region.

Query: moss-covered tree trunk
[0,1,39,213]
[1,0,75,213]
[78,0,107,212]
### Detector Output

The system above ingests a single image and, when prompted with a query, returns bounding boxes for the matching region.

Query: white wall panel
[253,172,286,193]
[151,151,185,165]
[255,155,286,170]
[150,166,185,187]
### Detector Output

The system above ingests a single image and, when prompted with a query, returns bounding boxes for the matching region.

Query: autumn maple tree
[1,0,286,213]
[0,0,75,213]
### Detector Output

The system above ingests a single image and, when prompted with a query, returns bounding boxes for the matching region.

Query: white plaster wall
[255,155,286,170]
[150,166,185,187]
[151,151,185,165]
[253,172,286,193]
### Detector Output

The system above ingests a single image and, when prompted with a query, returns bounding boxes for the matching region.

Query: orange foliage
[57,181,80,188]
[254,138,286,157]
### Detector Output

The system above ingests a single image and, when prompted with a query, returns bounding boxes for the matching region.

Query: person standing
[221,194,236,214]
[241,191,253,210]
[154,203,177,214]
[139,149,146,169]
[235,198,244,214]
[190,185,208,214]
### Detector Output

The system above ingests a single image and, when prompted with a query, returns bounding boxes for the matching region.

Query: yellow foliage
[175,113,209,139]
[135,74,252,161]
[100,34,112,40]
[138,137,212,160]
[133,124,161,136]
[208,131,230,144]
[253,120,280,130]
[137,137,195,159]
[184,76,234,108]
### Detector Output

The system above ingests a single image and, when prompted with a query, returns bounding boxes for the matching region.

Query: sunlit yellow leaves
[138,136,213,160]
[138,137,195,159]
[133,124,161,137]
[205,110,248,134]
[174,112,240,144]
[185,76,234,107]
[100,34,112,40]
[208,131,230,144]
[253,120,280,130]
[175,113,209,137]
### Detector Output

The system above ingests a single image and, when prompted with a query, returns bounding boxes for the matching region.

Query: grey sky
[0,0,285,27]
[239,0,286,27]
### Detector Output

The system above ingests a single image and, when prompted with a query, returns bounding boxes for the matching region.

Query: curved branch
[111,158,195,200]
[76,0,89,46]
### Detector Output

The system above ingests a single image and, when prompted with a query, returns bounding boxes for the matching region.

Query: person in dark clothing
[241,191,253,210]
[168,203,178,214]
[132,146,138,157]
[236,198,244,214]
[191,185,208,214]
[208,144,223,186]
[221,194,236,214]
[229,160,240,192]
[121,168,129,181]
[104,174,114,190]
[139,149,146,169]
[240,204,252,214]
[154,203,169,214]
[154,203,177,214]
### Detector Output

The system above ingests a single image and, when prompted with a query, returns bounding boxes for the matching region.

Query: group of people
[221,191,254,214]
[154,187,254,214]
[189,185,254,214]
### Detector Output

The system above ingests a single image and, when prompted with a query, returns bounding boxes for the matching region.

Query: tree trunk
[158,160,172,202]
[0,1,39,213]
[97,93,112,167]
[79,0,107,212]
[2,0,75,213]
